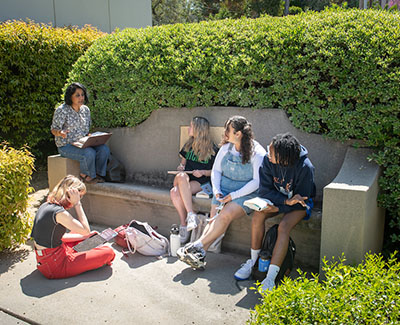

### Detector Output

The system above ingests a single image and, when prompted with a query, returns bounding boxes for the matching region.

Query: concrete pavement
[0,238,262,325]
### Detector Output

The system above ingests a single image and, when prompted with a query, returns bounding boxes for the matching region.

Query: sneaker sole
[177,250,205,270]
[234,274,250,281]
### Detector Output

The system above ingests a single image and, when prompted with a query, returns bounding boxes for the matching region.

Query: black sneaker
[177,243,206,270]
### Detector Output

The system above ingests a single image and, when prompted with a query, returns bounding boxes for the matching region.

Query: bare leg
[200,202,245,251]
[270,210,306,267]
[170,173,201,225]
[176,173,201,213]
[170,186,188,225]
[251,210,278,249]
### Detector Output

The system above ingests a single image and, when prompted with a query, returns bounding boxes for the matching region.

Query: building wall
[0,0,152,32]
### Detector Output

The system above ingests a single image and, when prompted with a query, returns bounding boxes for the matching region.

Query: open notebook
[72,132,112,149]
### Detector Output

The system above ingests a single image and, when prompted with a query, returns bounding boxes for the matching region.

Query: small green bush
[0,20,104,163]
[249,253,400,324]
[289,6,303,14]
[0,144,35,251]
[67,8,400,249]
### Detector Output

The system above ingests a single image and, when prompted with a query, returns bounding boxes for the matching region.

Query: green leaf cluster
[0,20,104,163]
[67,8,400,248]
[249,252,400,324]
[0,144,35,251]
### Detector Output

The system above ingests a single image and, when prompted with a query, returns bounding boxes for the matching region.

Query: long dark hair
[221,116,254,164]
[64,82,88,106]
[271,133,301,167]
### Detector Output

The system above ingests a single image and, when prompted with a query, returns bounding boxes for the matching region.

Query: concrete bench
[48,107,385,270]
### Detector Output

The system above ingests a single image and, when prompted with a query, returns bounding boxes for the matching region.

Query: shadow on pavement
[172,258,261,309]
[0,249,31,275]
[20,265,113,298]
[234,283,262,310]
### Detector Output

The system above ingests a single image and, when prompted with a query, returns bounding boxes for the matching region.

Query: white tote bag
[125,220,169,256]
[190,213,225,253]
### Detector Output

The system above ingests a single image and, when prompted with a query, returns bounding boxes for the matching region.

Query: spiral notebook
[73,228,117,252]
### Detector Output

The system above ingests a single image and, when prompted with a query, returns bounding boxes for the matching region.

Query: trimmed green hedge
[249,253,400,323]
[0,144,34,251]
[0,20,104,162]
[67,8,400,248]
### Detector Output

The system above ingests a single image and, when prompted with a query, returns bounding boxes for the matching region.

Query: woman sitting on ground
[177,116,266,269]
[170,116,218,244]
[234,133,315,291]
[30,175,115,279]
[51,82,109,184]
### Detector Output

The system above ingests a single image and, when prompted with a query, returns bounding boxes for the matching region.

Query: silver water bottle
[170,224,180,257]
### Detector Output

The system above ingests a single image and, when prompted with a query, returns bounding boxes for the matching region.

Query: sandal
[95,175,105,183]
[80,174,100,184]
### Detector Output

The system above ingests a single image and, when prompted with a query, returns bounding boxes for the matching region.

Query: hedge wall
[0,144,34,251]
[0,20,104,162]
[67,8,400,249]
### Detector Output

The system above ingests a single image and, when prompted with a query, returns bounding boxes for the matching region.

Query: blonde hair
[183,116,215,162]
[47,175,86,208]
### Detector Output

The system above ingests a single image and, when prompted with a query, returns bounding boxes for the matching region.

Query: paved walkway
[0,238,261,325]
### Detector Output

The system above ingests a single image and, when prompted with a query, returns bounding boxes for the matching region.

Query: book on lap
[244,197,274,211]
[72,132,112,149]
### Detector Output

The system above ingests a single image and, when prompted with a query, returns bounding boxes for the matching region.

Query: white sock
[266,264,280,283]
[187,211,196,218]
[251,249,261,266]
[193,240,203,249]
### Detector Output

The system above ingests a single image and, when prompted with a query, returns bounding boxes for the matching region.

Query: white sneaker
[186,212,198,231]
[179,225,190,244]
[176,243,206,269]
[261,277,275,292]
[234,259,254,280]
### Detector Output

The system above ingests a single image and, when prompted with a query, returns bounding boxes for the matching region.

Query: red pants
[35,240,115,279]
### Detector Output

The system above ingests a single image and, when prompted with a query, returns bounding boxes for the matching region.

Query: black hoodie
[258,145,316,214]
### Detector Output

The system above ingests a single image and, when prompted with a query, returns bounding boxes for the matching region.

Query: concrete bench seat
[48,107,385,271]
[80,180,322,267]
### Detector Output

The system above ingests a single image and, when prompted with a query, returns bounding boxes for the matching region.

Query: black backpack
[251,224,296,284]
[105,154,126,183]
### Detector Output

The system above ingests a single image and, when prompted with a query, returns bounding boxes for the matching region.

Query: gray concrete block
[321,147,385,267]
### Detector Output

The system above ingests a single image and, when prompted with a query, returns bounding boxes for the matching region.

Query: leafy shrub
[249,253,400,324]
[0,20,104,163]
[0,144,35,251]
[67,8,400,249]
[289,5,303,14]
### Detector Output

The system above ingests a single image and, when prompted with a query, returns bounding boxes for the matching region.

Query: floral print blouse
[51,103,91,147]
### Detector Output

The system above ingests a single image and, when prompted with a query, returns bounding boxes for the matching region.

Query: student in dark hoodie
[234,133,315,291]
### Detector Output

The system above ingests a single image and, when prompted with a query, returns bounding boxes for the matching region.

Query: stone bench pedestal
[321,147,385,269]
[48,154,80,190]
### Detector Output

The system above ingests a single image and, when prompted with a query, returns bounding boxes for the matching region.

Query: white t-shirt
[211,140,266,200]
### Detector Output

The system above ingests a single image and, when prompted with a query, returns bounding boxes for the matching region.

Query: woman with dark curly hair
[177,116,266,269]
[51,82,109,184]
[234,133,315,292]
